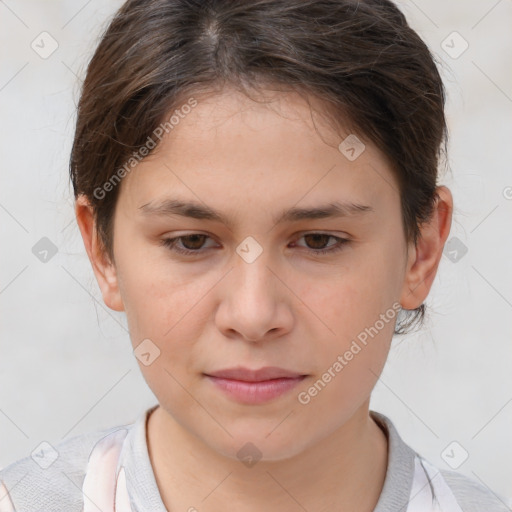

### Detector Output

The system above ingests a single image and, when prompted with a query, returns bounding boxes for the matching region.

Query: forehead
[116,87,400,220]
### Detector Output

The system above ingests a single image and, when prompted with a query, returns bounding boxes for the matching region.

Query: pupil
[305,234,329,249]
[182,235,205,249]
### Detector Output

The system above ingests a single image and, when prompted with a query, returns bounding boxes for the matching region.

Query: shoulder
[439,466,511,512]
[0,422,133,512]
[370,410,510,512]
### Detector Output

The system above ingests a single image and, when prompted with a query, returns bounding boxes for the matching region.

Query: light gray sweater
[0,406,509,511]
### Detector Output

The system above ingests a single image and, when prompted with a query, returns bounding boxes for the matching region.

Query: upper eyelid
[167,230,347,239]
[167,231,349,247]
[168,231,350,243]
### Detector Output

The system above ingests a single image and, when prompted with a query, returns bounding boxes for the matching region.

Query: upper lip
[205,366,306,382]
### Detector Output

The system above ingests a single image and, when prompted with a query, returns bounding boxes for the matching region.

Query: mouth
[203,366,309,405]
[204,366,307,381]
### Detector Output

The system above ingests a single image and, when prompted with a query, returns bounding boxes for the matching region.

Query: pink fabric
[0,480,15,512]
[81,429,131,512]
[405,457,464,512]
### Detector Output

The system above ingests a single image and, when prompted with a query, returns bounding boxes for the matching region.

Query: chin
[206,427,312,464]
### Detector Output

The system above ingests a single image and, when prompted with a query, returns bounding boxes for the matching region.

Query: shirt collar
[120,406,416,512]
[370,410,417,512]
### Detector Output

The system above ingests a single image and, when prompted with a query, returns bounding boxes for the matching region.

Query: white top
[0,406,509,511]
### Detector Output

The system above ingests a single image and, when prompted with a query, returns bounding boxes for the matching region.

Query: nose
[214,250,294,342]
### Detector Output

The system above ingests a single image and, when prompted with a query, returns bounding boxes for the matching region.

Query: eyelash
[159,233,350,257]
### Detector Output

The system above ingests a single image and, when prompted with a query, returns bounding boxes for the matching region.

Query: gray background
[1,0,511,504]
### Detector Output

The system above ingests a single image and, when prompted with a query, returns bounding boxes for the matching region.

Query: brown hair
[69,0,448,335]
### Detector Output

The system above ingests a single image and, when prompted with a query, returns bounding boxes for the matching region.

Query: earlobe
[74,195,125,312]
[399,186,453,310]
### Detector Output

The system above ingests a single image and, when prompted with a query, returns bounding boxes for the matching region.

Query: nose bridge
[232,236,277,300]
[214,234,296,341]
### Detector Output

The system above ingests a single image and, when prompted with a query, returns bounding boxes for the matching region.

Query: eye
[292,233,350,255]
[160,232,350,257]
[160,234,217,256]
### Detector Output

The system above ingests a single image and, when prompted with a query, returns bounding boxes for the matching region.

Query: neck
[146,402,388,512]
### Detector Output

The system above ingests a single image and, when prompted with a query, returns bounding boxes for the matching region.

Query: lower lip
[205,375,307,404]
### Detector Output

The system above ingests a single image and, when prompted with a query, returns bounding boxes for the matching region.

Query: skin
[75,86,453,512]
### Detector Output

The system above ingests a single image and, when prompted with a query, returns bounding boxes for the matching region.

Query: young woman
[0,1,508,511]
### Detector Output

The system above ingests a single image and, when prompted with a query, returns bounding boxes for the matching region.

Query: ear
[75,195,125,312]
[400,186,453,310]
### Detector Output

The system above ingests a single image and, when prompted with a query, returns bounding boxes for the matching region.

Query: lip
[205,366,306,382]
[204,366,308,405]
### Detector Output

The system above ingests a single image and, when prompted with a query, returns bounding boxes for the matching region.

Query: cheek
[118,250,211,337]
[118,261,213,406]
[297,279,396,419]
[307,265,398,340]
[298,250,399,386]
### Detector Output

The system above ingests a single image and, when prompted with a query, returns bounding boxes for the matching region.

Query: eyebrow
[138,198,374,228]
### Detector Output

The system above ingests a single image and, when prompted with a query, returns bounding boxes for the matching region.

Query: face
[78,86,437,461]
